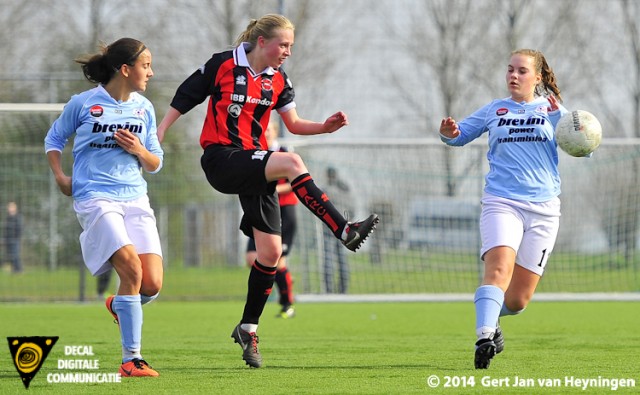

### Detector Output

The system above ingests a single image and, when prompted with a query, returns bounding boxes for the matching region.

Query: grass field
[1,252,639,302]
[0,301,638,394]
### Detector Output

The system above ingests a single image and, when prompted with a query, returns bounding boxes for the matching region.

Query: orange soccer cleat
[119,359,159,377]
[105,295,119,325]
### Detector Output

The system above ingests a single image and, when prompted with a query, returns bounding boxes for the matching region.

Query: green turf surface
[0,301,638,394]
[1,253,639,302]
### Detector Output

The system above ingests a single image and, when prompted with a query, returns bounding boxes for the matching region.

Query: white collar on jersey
[234,42,276,77]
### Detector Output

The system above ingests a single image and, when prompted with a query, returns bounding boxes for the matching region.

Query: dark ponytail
[75,38,146,84]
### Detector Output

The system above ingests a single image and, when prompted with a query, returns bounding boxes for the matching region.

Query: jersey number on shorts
[537,248,547,267]
[252,150,268,161]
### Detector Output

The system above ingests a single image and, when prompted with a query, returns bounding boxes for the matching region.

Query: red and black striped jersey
[170,43,296,150]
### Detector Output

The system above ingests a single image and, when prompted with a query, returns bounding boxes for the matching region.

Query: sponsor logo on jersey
[246,96,273,106]
[497,135,548,143]
[228,103,242,118]
[236,75,247,86]
[91,122,144,133]
[230,93,272,106]
[496,108,508,116]
[535,105,548,114]
[497,117,546,127]
[508,127,535,135]
[261,78,273,91]
[90,106,104,117]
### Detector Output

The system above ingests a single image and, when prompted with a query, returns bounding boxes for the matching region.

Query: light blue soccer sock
[140,292,159,306]
[113,294,143,362]
[500,304,524,317]
[474,285,504,340]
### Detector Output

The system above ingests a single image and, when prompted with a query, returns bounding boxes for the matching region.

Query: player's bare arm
[281,108,348,135]
[156,107,182,143]
[114,129,161,172]
[46,150,72,196]
[440,117,460,138]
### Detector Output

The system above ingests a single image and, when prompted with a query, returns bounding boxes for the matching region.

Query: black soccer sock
[275,267,294,306]
[241,260,277,324]
[291,173,347,239]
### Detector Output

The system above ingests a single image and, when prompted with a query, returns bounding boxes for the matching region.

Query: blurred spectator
[97,270,113,300]
[3,201,23,273]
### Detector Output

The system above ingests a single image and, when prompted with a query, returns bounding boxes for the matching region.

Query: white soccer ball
[555,110,602,157]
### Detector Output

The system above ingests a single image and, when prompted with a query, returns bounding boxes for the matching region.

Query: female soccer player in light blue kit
[439,49,568,369]
[45,38,163,377]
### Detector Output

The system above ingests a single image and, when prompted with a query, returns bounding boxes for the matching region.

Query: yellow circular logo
[15,342,43,374]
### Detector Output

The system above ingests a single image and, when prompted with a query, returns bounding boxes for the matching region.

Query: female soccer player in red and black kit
[157,14,378,368]
[245,122,298,319]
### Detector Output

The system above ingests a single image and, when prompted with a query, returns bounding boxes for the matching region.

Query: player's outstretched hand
[440,117,460,139]
[323,111,349,133]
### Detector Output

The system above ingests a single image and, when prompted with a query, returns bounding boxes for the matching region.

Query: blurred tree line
[1,0,637,140]
[1,0,639,265]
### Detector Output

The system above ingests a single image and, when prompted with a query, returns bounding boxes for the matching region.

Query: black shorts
[201,144,280,238]
[246,203,297,256]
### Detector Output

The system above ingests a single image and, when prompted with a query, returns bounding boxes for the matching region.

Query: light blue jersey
[441,96,567,202]
[45,85,163,201]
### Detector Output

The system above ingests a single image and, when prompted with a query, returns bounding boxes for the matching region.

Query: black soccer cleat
[474,338,497,369]
[231,324,262,368]
[342,214,379,252]
[494,325,504,354]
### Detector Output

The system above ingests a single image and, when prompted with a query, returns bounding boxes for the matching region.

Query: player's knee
[484,268,511,289]
[115,264,143,289]
[258,248,282,267]
[141,277,162,296]
[286,152,306,174]
[112,250,143,283]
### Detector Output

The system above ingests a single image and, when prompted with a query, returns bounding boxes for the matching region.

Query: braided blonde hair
[512,49,563,103]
